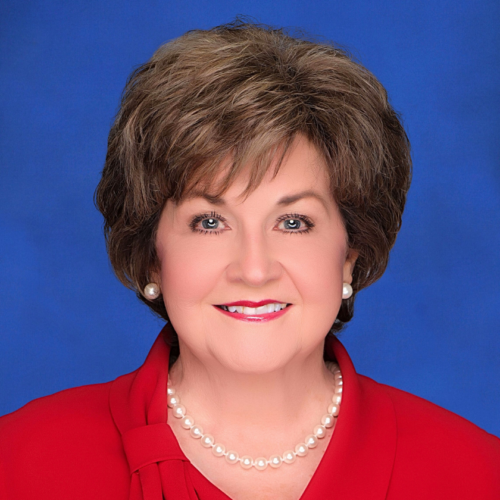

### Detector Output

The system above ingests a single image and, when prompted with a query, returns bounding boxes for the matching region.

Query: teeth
[221,303,288,315]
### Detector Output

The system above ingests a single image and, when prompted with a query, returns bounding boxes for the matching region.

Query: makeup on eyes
[188,211,315,235]
[188,211,228,235]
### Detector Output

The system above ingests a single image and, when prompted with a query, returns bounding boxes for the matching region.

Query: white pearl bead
[295,443,308,457]
[328,403,340,416]
[172,404,186,419]
[321,414,335,428]
[168,362,345,470]
[167,394,180,408]
[212,443,225,457]
[144,283,160,300]
[282,451,296,464]
[189,425,203,438]
[201,434,214,448]
[240,456,253,469]
[342,283,353,299]
[181,415,195,429]
[313,425,327,439]
[305,434,318,448]
[332,394,342,405]
[254,457,268,471]
[225,451,239,464]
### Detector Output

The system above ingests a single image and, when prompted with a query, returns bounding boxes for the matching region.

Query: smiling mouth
[216,303,290,315]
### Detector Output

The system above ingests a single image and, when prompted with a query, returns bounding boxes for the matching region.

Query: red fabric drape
[108,323,397,499]
[2,322,499,498]
[110,326,197,500]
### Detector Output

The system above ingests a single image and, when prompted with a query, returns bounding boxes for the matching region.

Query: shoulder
[0,381,130,499]
[370,376,500,455]
[358,375,500,498]
[0,381,119,445]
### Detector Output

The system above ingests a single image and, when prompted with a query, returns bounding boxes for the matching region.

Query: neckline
[185,422,340,500]
[166,334,351,499]
[109,324,398,500]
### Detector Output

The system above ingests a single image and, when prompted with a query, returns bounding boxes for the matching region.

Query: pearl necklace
[167,362,343,471]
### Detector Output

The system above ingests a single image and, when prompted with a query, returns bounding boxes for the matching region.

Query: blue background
[1,1,499,437]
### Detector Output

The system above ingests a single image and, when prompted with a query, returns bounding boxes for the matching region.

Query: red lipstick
[220,299,286,307]
[213,300,291,323]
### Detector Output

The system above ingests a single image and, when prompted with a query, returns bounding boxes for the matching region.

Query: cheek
[307,242,345,337]
[159,236,224,313]
[283,233,346,313]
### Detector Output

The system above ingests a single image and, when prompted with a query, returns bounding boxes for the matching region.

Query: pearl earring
[342,283,353,299]
[144,283,161,300]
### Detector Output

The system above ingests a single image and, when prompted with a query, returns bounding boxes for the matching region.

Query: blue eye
[189,212,227,234]
[189,212,314,235]
[201,218,219,229]
[277,214,315,234]
[283,219,301,230]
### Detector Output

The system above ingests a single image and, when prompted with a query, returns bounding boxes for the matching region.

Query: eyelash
[276,213,315,234]
[189,211,315,235]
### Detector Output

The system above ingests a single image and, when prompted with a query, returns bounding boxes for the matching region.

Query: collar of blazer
[109,322,397,500]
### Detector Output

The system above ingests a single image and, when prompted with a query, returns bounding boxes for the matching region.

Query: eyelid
[189,211,314,234]
[189,211,229,234]
[275,213,315,233]
[275,213,315,225]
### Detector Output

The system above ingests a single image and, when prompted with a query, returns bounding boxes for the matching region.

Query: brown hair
[95,19,411,338]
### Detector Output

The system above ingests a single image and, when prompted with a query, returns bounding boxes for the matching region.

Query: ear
[342,248,359,284]
[150,271,162,287]
[146,265,162,290]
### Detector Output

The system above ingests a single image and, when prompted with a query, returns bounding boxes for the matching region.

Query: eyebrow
[186,189,330,211]
[276,190,330,211]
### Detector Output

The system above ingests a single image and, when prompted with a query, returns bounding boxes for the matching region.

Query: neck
[168,343,335,445]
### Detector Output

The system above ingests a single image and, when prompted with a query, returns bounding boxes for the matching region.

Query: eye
[189,212,314,235]
[276,213,315,234]
[189,211,228,235]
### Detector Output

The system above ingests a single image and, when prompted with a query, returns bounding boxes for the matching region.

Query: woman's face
[156,136,357,373]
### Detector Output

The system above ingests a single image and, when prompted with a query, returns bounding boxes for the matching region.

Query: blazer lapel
[109,324,197,500]
[110,326,397,500]
[301,336,397,500]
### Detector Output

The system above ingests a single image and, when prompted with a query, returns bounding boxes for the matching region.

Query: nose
[226,227,283,287]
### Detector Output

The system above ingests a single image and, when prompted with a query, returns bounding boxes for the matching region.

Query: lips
[214,302,292,323]
[213,300,292,323]
[220,299,287,307]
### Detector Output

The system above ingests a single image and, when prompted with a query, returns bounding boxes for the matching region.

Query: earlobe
[143,269,162,301]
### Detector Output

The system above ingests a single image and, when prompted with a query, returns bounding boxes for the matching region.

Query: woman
[1,20,498,500]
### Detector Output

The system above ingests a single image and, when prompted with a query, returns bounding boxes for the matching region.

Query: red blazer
[1,324,499,499]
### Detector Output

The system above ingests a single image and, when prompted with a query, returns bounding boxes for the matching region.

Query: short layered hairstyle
[95,20,412,336]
